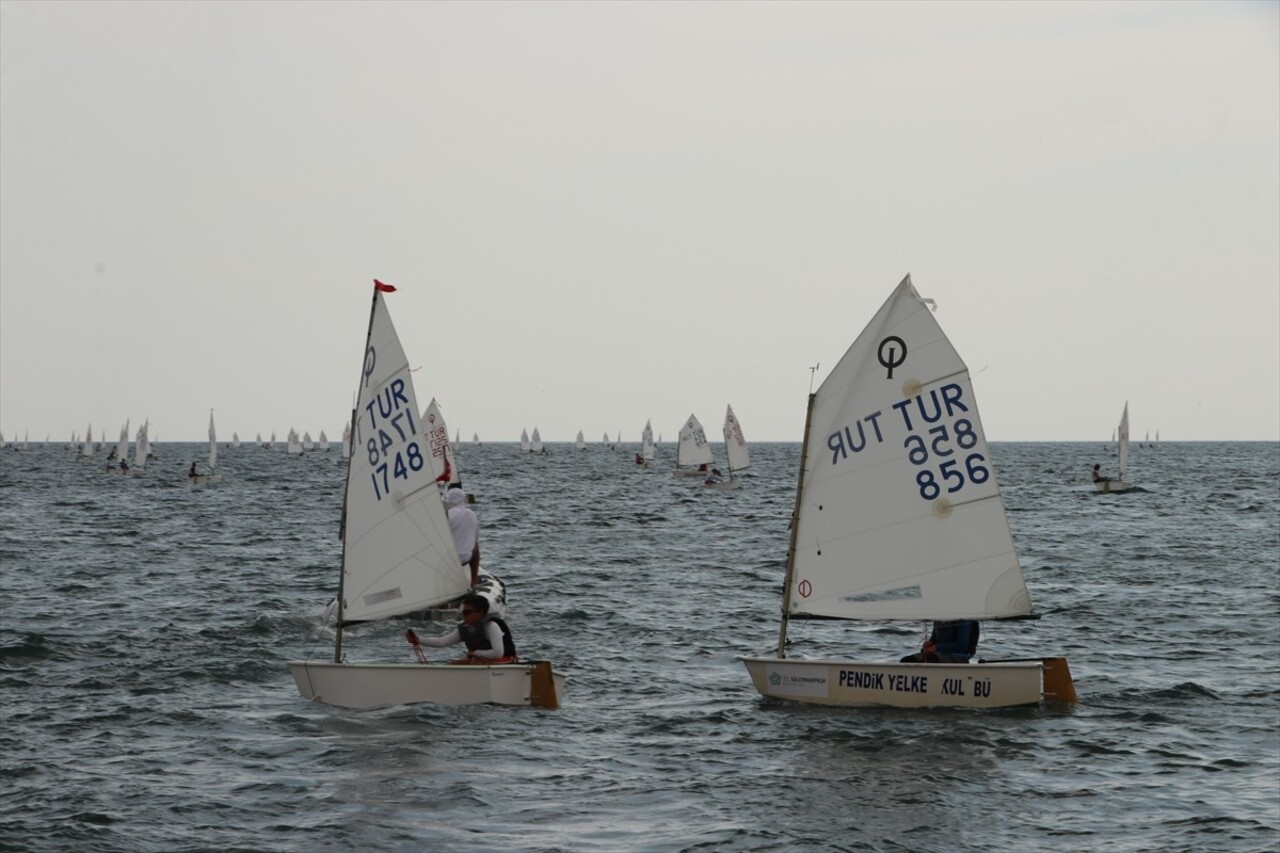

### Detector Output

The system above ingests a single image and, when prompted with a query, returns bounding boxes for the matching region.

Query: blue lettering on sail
[826,411,885,463]
[358,376,428,501]
[824,382,992,502]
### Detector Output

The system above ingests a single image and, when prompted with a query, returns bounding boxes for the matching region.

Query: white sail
[1118,402,1130,481]
[80,424,94,458]
[208,410,218,471]
[472,432,480,446]
[575,430,586,451]
[788,275,1032,622]
[723,405,750,475]
[132,421,150,470]
[286,429,302,455]
[114,421,129,462]
[318,430,329,451]
[520,429,531,452]
[641,420,655,461]
[232,432,241,448]
[422,398,460,487]
[531,428,544,454]
[740,275,1073,710]
[341,423,352,459]
[676,414,713,468]
[339,290,467,624]
[302,431,314,451]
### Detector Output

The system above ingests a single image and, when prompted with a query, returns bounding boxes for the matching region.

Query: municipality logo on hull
[769,672,782,687]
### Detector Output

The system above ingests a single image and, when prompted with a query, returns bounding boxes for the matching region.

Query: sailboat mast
[776,392,818,658]
[334,288,381,664]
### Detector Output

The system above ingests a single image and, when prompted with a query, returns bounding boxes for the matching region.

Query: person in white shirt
[444,486,480,587]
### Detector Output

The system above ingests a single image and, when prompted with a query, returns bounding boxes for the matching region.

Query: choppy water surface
[2,440,1277,852]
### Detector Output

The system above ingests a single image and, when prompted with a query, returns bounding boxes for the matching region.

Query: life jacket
[932,620,979,659]
[457,615,517,659]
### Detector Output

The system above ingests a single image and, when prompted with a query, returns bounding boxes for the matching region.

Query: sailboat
[286,429,302,455]
[289,282,561,710]
[575,431,586,451]
[740,275,1076,709]
[129,421,150,473]
[188,410,221,485]
[1095,402,1136,493]
[674,413,713,476]
[636,420,655,467]
[520,428,531,453]
[78,424,94,462]
[106,421,130,474]
[705,404,750,490]
[530,427,545,455]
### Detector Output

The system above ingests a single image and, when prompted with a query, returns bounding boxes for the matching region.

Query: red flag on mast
[374,279,397,293]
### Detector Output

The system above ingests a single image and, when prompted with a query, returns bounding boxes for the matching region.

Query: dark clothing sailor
[418,593,517,664]
[901,620,979,664]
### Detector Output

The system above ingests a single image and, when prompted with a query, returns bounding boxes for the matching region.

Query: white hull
[288,660,564,709]
[1094,479,1135,493]
[740,656,1072,709]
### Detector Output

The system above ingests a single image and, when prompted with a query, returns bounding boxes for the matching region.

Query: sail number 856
[904,419,990,500]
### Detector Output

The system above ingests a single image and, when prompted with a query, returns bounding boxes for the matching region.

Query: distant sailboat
[575,431,586,451]
[286,429,302,455]
[520,428,531,453]
[675,414,713,476]
[130,421,151,473]
[423,398,461,488]
[705,405,750,490]
[189,410,221,485]
[531,428,545,455]
[1095,403,1136,493]
[640,420,655,467]
[78,424,94,462]
[107,421,130,475]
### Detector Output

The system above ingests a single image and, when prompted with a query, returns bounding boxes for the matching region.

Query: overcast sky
[1,1,1276,443]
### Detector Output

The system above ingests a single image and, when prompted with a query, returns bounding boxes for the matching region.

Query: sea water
[1,440,1277,852]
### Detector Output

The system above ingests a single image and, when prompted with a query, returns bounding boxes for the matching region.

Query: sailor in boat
[410,594,517,664]
[188,461,198,480]
[1091,463,1110,484]
[900,620,980,664]
[703,467,724,485]
[445,485,481,588]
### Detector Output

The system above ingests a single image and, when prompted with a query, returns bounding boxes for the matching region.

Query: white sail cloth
[788,275,1033,622]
